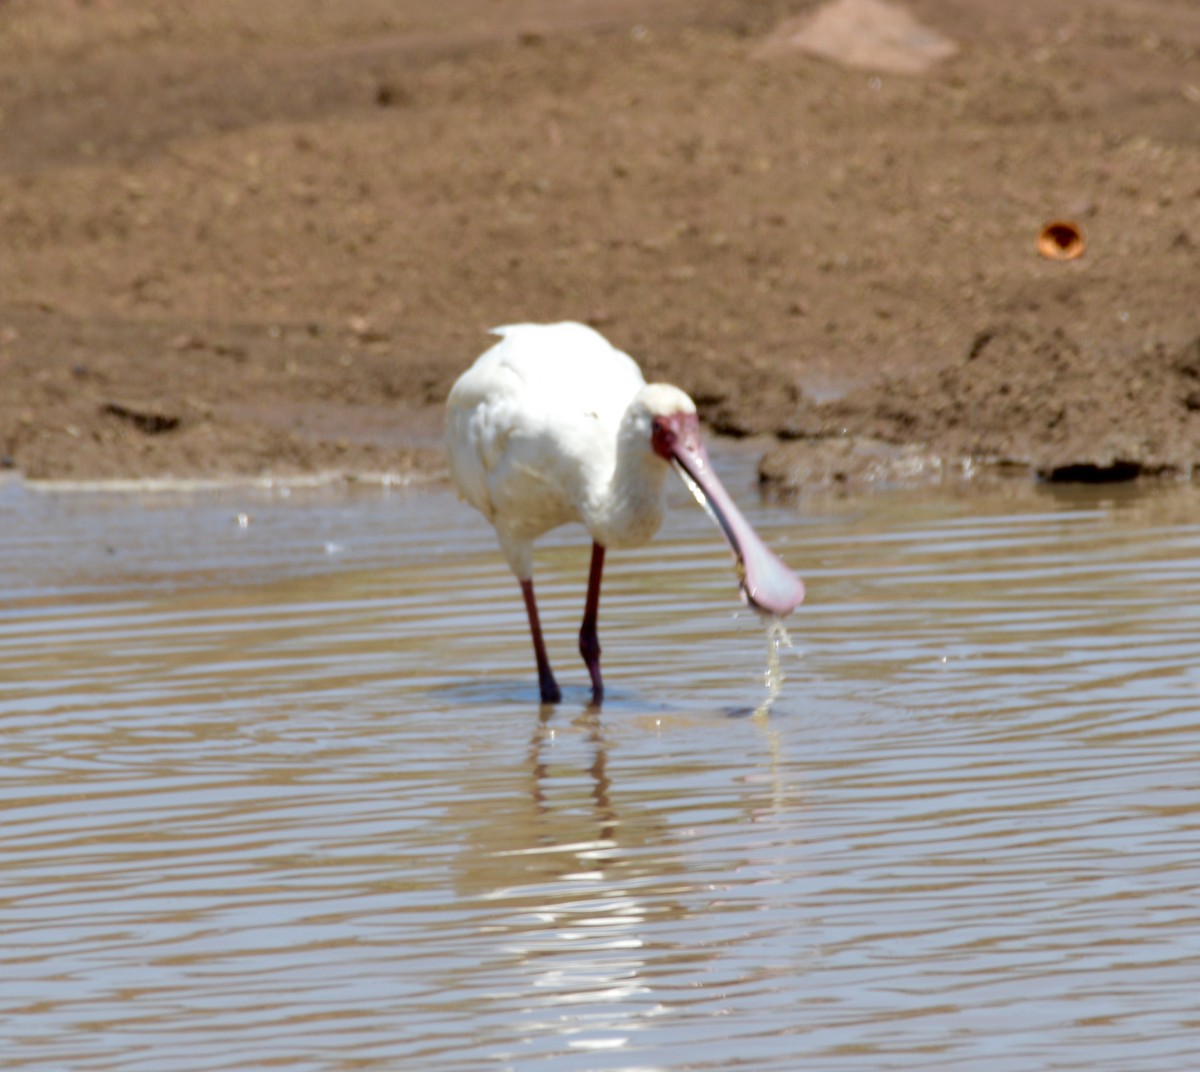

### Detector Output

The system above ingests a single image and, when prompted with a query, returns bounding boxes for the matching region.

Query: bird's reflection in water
[449,705,691,1060]
[528,704,614,830]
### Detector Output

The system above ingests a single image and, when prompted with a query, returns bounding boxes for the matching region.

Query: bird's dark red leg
[520,578,561,704]
[579,542,606,703]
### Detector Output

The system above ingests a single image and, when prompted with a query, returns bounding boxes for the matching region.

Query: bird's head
[622,384,699,461]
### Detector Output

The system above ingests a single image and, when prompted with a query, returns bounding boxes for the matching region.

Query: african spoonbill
[445,322,804,704]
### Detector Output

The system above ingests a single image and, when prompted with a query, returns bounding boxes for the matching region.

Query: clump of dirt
[0,308,444,481]
[761,327,1200,491]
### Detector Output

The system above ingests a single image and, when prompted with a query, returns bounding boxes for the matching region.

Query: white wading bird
[445,322,805,704]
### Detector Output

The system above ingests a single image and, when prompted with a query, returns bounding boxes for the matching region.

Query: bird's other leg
[520,578,561,704]
[579,542,606,703]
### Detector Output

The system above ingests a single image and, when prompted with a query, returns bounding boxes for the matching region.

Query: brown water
[3,469,1200,1071]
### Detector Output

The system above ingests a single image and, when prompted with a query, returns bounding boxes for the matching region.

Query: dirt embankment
[1,0,1197,488]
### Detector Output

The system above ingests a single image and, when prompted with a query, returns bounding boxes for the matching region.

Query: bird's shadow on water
[432,679,672,714]
[430,679,784,721]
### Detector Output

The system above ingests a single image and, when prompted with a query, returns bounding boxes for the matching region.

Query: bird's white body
[446,323,685,578]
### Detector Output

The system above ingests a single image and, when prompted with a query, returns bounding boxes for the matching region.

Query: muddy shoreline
[2,0,1198,491]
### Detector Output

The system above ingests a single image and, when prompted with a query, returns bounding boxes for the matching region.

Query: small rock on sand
[756,0,958,75]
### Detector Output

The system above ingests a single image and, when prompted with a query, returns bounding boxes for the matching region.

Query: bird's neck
[585,425,670,550]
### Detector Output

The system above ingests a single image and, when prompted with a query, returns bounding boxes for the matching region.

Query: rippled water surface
[3,468,1200,1071]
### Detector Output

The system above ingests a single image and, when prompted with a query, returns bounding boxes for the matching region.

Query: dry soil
[2,0,1198,490]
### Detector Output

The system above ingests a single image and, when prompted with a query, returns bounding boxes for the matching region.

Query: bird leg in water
[579,542,606,703]
[520,578,561,704]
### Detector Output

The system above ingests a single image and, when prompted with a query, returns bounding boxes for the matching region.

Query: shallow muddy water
[3,466,1200,1071]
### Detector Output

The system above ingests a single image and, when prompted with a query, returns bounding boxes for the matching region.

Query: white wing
[445,323,647,574]
[446,322,644,515]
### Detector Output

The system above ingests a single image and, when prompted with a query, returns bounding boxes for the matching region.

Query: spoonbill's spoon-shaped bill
[651,409,804,617]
